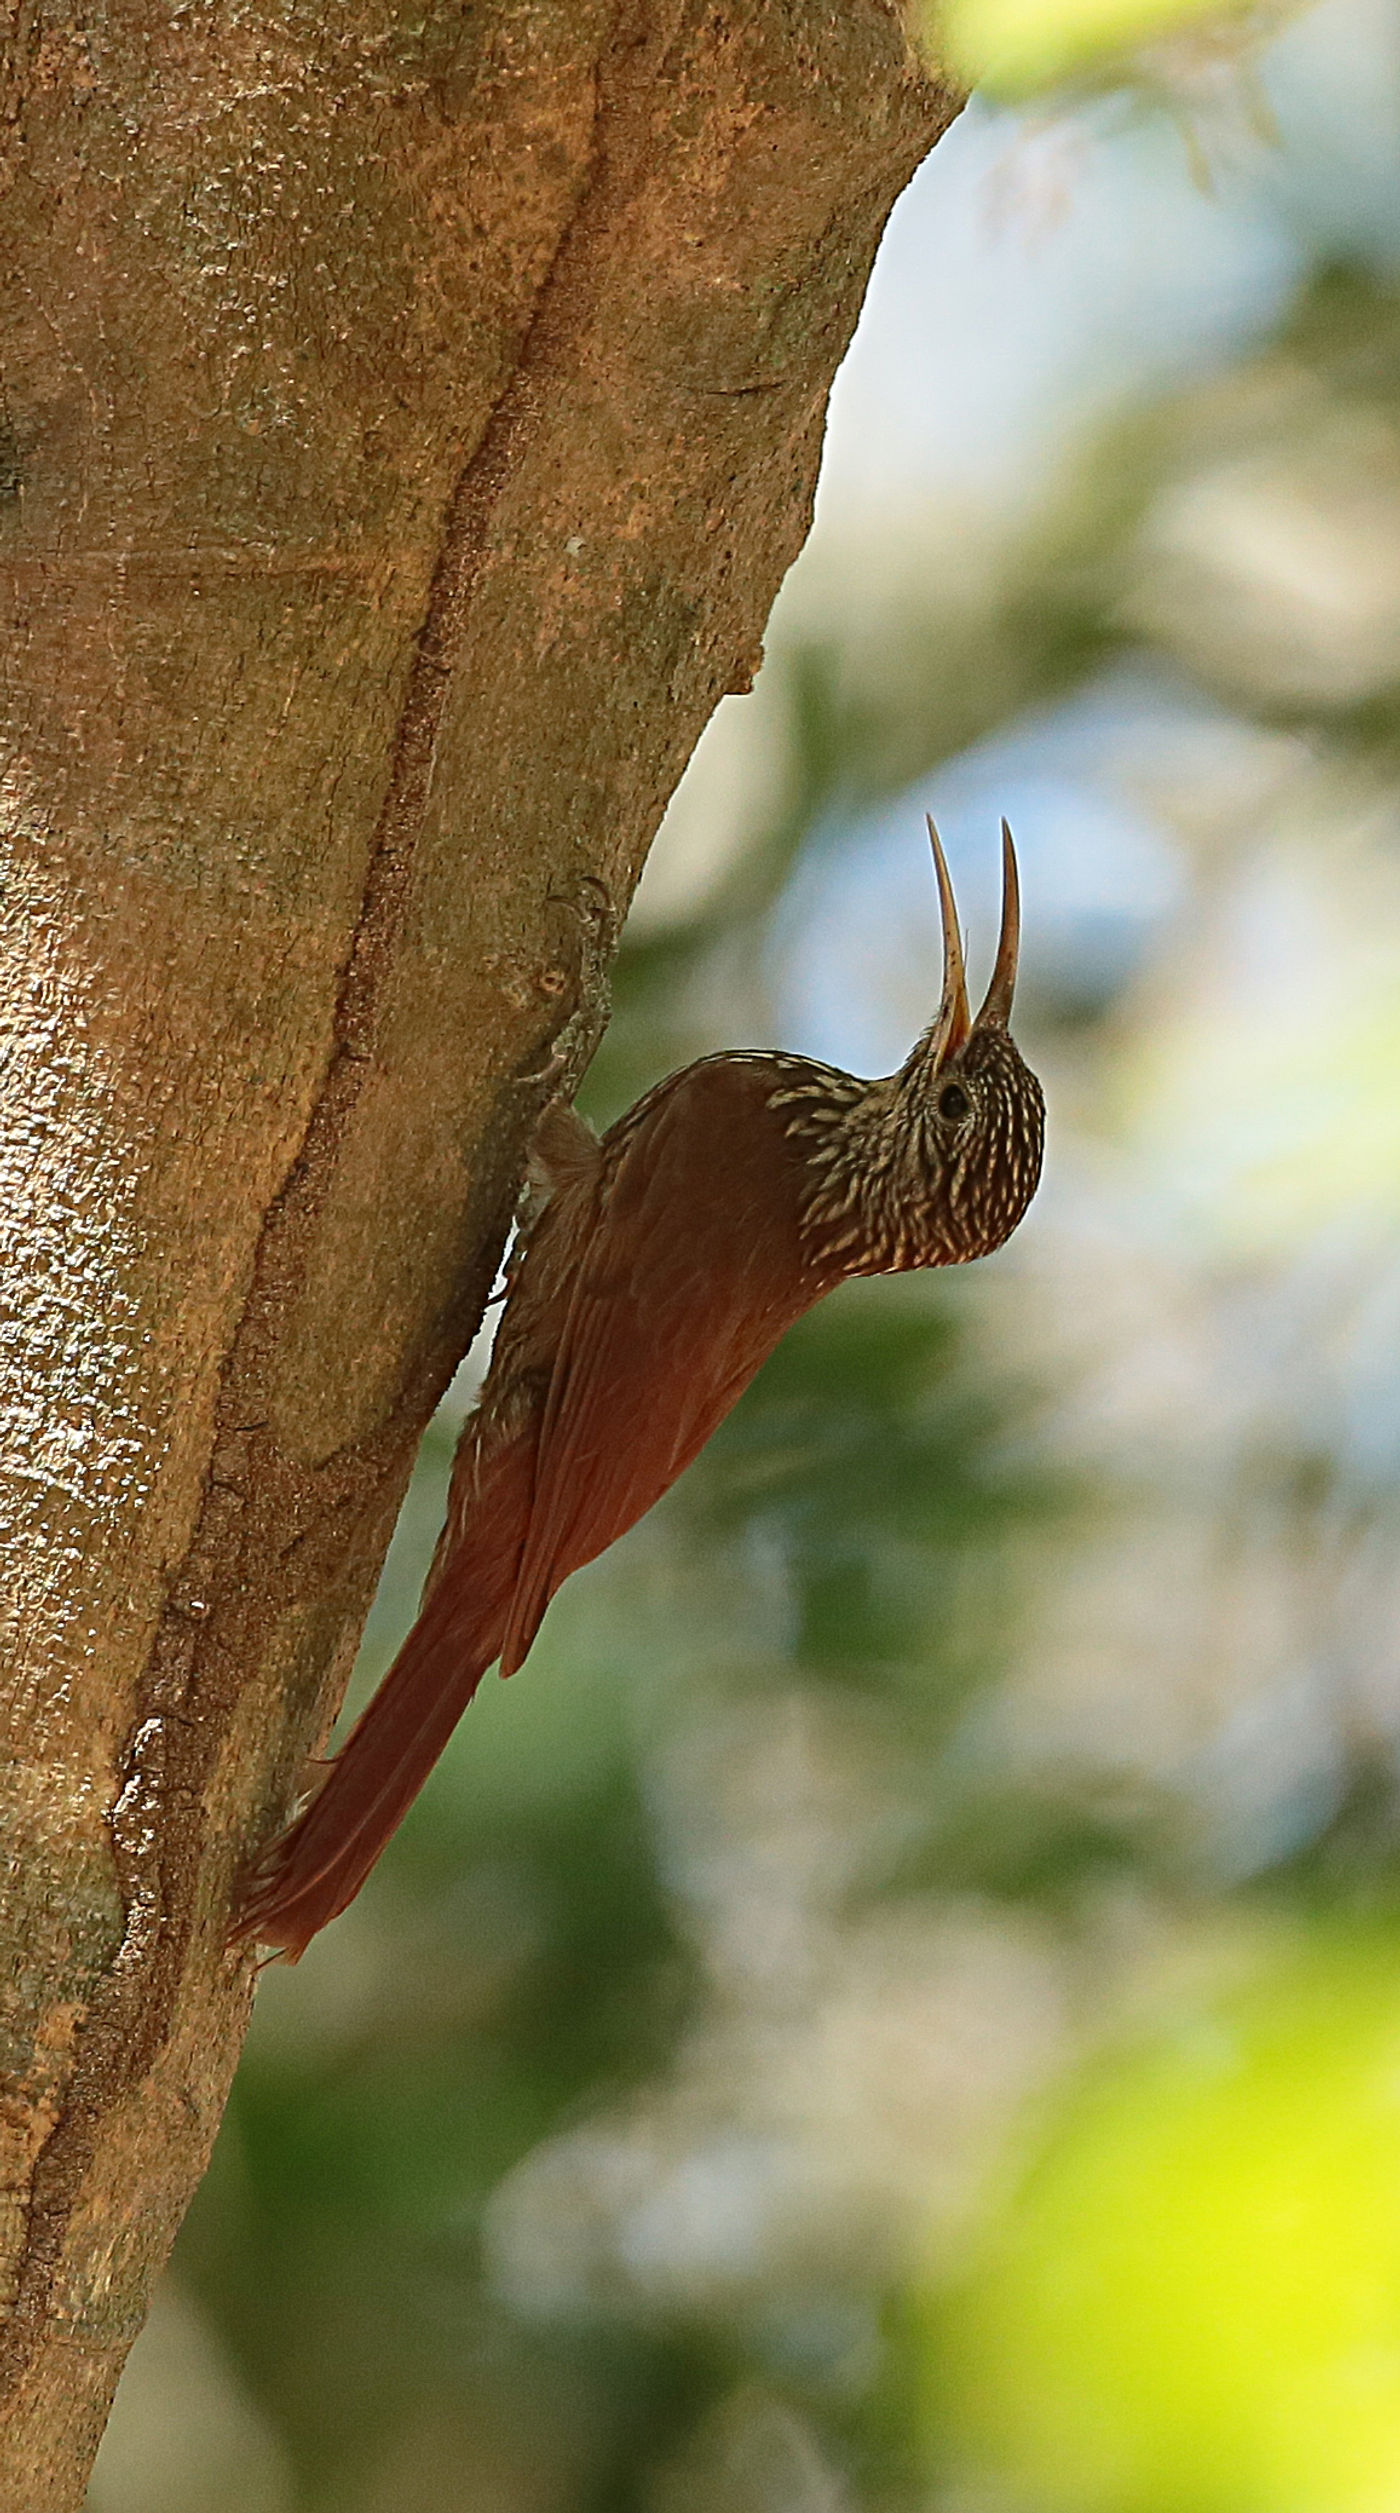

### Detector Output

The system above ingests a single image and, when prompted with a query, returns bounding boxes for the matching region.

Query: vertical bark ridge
[0,3,629,2420]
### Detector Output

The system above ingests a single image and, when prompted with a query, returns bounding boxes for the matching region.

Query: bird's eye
[938,1082,970,1123]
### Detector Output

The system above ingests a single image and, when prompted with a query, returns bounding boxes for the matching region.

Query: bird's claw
[513,871,620,1102]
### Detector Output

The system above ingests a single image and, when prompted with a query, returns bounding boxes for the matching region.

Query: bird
[233,818,1045,1959]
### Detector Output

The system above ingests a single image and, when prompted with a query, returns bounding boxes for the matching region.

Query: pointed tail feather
[230,1586,497,1958]
[232,1432,533,1961]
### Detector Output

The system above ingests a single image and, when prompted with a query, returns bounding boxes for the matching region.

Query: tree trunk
[0,4,954,2501]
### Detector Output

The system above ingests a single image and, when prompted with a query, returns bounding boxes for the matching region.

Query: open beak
[925,815,972,1063]
[974,818,1020,1030]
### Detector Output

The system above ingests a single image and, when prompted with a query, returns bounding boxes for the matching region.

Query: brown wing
[498,1058,812,1674]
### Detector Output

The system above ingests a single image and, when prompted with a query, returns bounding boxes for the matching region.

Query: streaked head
[902,818,1045,1261]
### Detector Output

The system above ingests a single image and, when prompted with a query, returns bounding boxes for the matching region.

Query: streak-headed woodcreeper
[234,820,1045,1959]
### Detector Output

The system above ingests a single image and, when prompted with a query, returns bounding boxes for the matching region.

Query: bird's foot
[514,872,620,1104]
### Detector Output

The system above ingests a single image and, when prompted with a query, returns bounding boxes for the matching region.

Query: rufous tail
[232,1437,532,1961]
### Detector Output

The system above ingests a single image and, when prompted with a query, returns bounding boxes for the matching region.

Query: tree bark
[0,3,954,2501]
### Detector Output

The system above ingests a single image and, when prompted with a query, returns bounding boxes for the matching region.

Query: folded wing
[500,1058,811,1671]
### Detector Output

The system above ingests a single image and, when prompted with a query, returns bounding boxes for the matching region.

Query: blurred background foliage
[89,3,1400,2506]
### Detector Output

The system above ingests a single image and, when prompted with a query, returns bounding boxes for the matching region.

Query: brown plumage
[233,820,1045,1960]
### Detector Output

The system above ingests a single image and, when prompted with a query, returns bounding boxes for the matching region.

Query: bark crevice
[0,16,629,2411]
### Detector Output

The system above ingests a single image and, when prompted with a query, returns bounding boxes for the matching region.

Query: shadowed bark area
[0,3,955,2501]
